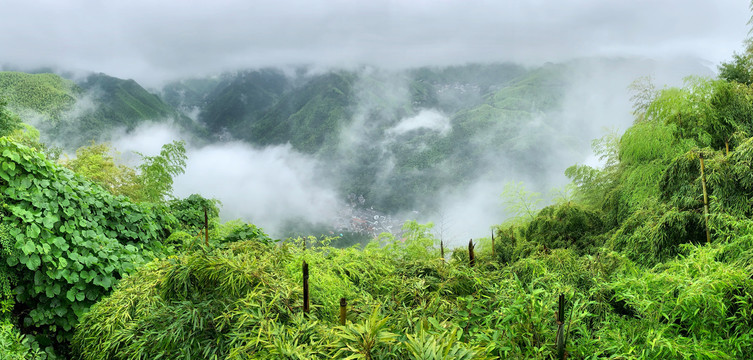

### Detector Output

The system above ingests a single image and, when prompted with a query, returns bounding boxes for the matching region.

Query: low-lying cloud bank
[174,142,341,235]
[108,123,341,237]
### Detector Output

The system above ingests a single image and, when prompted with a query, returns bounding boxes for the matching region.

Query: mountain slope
[197,69,290,136]
[0,71,205,148]
[0,71,79,120]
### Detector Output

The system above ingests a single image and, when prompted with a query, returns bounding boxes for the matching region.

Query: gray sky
[1,0,749,85]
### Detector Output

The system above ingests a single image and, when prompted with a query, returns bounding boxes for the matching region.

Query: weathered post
[556,293,566,359]
[468,239,475,267]
[339,297,347,325]
[491,229,496,259]
[303,260,310,315]
[699,152,711,243]
[204,207,209,247]
[440,239,445,262]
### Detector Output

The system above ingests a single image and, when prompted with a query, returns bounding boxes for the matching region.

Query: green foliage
[0,138,175,346]
[59,142,140,199]
[0,319,56,359]
[11,47,753,360]
[134,140,187,203]
[167,193,220,232]
[8,124,62,161]
[500,181,543,223]
[607,244,753,359]
[223,223,273,245]
[718,44,753,85]
[619,121,678,165]
[71,214,753,359]
[60,140,188,204]
[335,307,398,360]
[0,98,22,137]
[526,202,604,253]
[402,322,486,360]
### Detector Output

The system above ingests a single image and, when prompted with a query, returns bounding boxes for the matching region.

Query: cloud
[387,109,451,135]
[173,142,341,237]
[103,123,340,237]
[0,0,747,86]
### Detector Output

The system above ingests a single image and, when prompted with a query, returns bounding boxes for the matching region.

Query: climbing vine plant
[0,138,175,343]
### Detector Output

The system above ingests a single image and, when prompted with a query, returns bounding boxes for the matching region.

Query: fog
[416,57,715,244]
[0,1,747,87]
[106,123,341,237]
[388,110,451,136]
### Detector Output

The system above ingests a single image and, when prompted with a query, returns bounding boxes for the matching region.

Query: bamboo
[204,207,209,247]
[556,293,566,360]
[303,261,310,315]
[510,228,516,246]
[491,229,496,258]
[339,297,347,325]
[468,239,475,267]
[699,153,711,243]
[440,239,445,262]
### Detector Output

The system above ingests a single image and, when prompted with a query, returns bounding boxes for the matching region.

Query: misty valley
[2,54,753,358]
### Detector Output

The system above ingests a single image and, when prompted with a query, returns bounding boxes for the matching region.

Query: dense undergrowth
[65,220,751,359]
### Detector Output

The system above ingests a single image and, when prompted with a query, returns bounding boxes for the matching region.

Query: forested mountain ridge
[0,72,79,121]
[1,58,713,219]
[0,71,202,149]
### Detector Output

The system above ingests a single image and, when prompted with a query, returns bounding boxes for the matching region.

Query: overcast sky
[1,0,749,85]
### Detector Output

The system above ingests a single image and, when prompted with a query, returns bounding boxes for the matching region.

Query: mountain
[0,71,204,148]
[2,58,716,221]
[0,71,79,121]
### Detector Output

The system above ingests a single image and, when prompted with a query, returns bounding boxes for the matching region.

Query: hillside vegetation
[0,72,79,121]
[73,72,753,359]
[2,61,753,359]
[1,31,753,358]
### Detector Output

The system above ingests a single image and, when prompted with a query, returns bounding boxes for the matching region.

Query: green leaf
[52,236,69,251]
[66,288,76,302]
[21,240,36,255]
[26,223,41,238]
[42,214,59,229]
[27,254,41,270]
[6,256,19,267]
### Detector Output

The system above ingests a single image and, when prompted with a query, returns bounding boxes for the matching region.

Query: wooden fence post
[491,229,496,259]
[303,260,310,315]
[556,293,566,359]
[468,239,475,267]
[440,239,445,262]
[339,297,347,325]
[699,153,711,243]
[204,207,209,247]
